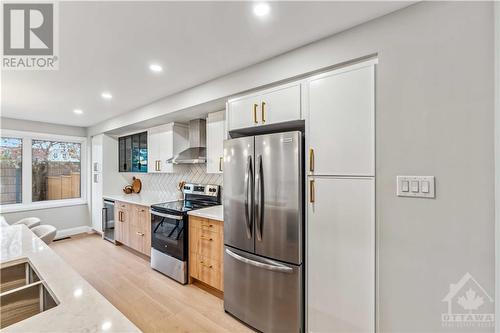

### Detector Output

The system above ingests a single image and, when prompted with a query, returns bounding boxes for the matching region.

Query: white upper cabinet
[148,123,188,173]
[307,63,375,176]
[227,83,301,131]
[227,94,258,131]
[206,110,225,174]
[260,84,300,125]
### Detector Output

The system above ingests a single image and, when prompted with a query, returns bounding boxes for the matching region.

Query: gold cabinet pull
[200,261,213,269]
[309,179,315,203]
[157,160,161,171]
[136,231,144,236]
[261,101,266,123]
[253,104,258,123]
[200,236,213,241]
[309,148,315,172]
[219,157,223,172]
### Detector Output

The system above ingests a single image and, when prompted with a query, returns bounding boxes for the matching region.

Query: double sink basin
[0,259,58,329]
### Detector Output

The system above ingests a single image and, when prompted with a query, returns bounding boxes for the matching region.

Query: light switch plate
[397,176,435,198]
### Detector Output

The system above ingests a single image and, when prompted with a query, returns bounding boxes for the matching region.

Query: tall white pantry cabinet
[306,61,376,333]
[91,134,125,233]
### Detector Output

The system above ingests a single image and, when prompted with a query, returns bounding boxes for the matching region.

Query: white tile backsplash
[122,164,222,199]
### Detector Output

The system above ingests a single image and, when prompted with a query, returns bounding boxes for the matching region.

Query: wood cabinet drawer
[200,220,222,233]
[116,201,130,210]
[197,255,221,290]
[198,230,221,260]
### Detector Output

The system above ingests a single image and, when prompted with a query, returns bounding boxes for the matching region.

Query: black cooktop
[151,199,218,215]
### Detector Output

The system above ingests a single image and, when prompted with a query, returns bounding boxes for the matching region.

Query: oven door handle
[150,210,184,220]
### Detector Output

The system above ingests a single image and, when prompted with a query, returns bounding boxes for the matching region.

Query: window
[0,130,86,212]
[32,140,81,202]
[0,137,23,204]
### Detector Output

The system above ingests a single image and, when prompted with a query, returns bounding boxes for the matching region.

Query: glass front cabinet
[119,131,148,172]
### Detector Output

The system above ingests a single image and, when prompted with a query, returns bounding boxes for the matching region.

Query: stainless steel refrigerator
[223,131,303,333]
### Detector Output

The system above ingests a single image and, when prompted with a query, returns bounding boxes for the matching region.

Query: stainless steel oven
[150,210,188,284]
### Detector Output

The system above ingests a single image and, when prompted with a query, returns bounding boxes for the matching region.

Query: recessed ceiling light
[149,64,163,73]
[101,92,112,100]
[253,3,270,17]
[73,109,83,115]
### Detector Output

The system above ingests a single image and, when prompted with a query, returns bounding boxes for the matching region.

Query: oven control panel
[183,183,219,197]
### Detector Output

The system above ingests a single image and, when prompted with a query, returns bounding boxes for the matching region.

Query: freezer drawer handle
[150,210,184,220]
[225,249,293,273]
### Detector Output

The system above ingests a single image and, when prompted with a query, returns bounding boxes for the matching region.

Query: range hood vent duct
[167,119,206,164]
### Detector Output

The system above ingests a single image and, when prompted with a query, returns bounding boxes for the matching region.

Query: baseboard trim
[55,226,92,240]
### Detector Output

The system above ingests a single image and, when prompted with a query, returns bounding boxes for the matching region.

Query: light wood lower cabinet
[189,216,223,292]
[114,201,151,257]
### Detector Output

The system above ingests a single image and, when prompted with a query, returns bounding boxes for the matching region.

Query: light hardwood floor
[51,233,254,333]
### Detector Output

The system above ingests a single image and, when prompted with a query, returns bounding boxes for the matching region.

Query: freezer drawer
[224,246,303,333]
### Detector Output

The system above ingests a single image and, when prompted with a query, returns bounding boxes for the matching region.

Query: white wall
[0,117,91,235]
[495,2,500,332]
[1,117,87,137]
[89,2,495,332]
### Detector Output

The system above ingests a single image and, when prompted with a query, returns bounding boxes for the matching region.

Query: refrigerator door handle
[225,248,293,273]
[244,155,253,239]
[255,155,264,241]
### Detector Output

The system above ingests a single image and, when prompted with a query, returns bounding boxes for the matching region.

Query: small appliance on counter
[150,183,220,284]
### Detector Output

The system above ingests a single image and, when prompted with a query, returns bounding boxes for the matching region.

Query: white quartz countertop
[0,224,140,332]
[187,205,223,221]
[103,192,181,207]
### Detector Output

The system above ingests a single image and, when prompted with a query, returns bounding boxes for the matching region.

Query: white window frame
[0,129,87,213]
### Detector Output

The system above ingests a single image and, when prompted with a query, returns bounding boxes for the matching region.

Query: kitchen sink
[0,260,40,293]
[0,259,58,329]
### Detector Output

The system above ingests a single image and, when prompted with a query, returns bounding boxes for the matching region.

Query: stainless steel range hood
[167,119,206,164]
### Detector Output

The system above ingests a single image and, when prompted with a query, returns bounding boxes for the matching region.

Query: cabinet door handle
[136,232,144,236]
[219,157,223,172]
[253,104,258,124]
[309,148,315,172]
[309,179,315,203]
[200,236,213,241]
[157,160,161,171]
[118,211,123,222]
[261,101,266,123]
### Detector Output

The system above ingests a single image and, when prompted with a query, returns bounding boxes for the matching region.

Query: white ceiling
[1,1,413,127]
